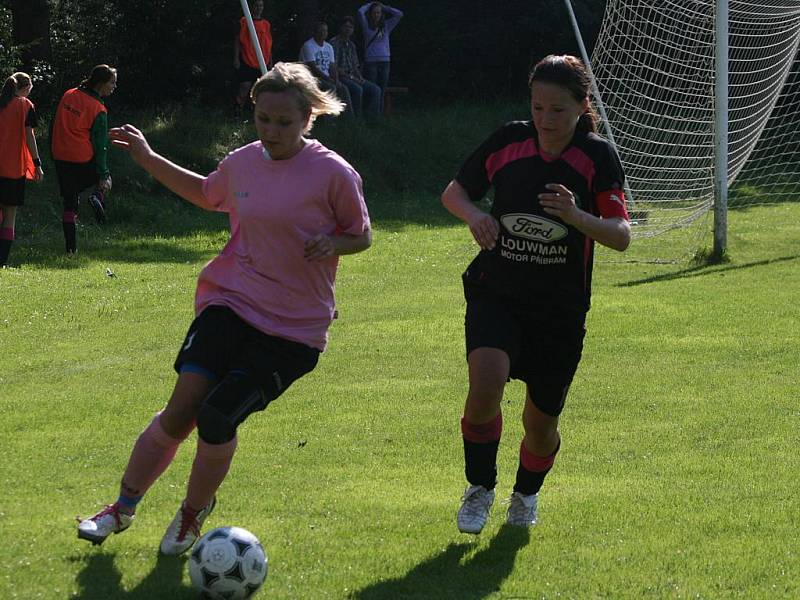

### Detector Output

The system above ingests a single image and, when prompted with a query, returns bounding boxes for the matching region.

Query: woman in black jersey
[442,55,631,533]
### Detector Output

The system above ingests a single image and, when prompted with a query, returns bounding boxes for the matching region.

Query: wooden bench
[383,86,409,115]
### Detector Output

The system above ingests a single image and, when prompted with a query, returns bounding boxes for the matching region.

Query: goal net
[588,0,800,259]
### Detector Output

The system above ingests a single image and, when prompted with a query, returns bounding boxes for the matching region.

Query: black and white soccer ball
[189,526,268,600]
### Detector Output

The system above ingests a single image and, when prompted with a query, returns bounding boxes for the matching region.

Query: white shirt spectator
[299,38,336,78]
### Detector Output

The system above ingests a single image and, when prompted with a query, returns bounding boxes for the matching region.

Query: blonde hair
[0,72,32,109]
[250,62,345,131]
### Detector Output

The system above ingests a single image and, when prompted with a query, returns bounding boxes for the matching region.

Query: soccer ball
[188,526,268,599]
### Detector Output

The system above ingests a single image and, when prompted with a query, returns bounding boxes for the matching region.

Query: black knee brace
[196,371,267,444]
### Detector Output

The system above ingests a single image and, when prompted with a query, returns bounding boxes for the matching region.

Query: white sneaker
[159,497,216,555]
[506,491,538,527]
[457,485,495,534]
[77,503,134,545]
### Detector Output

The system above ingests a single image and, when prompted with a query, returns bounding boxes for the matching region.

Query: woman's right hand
[468,212,500,251]
[109,124,154,166]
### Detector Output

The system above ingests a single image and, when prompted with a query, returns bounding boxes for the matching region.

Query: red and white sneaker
[159,497,216,555]
[77,503,134,545]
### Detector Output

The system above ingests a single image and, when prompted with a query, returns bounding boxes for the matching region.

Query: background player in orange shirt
[0,72,44,267]
[51,64,117,255]
[234,0,273,111]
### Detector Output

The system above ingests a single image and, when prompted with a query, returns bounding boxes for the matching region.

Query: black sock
[63,221,76,253]
[0,239,12,266]
[513,463,551,496]
[513,440,560,496]
[464,438,500,490]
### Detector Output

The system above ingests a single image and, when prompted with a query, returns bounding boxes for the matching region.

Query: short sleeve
[593,143,628,220]
[298,41,314,63]
[201,156,232,212]
[454,126,507,203]
[25,104,38,128]
[330,166,370,235]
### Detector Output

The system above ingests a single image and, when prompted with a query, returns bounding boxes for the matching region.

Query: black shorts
[236,63,263,83]
[0,176,26,206]
[464,282,586,417]
[174,305,320,401]
[54,160,98,210]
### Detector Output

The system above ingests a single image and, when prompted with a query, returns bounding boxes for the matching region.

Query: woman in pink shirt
[77,62,372,554]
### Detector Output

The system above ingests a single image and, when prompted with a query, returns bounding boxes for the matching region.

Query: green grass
[1,105,798,598]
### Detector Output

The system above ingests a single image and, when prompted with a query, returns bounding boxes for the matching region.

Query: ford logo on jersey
[500,213,568,242]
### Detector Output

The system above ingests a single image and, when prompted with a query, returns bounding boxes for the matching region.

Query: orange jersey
[51,87,107,163]
[0,96,36,180]
[239,17,272,69]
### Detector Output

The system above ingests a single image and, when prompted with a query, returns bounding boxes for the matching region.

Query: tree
[2,0,608,106]
[9,0,51,66]
[295,0,320,46]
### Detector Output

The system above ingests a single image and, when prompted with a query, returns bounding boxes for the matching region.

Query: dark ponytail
[81,64,117,89]
[529,55,598,134]
[0,72,31,109]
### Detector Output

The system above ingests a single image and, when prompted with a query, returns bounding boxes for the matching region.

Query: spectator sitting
[234,0,273,111]
[299,22,353,117]
[330,16,381,117]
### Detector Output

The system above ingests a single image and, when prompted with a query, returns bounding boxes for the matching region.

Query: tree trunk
[10,0,51,66]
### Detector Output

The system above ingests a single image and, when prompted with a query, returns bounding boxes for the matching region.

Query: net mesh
[589,0,800,260]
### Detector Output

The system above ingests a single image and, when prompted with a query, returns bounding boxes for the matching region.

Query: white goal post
[566,0,800,258]
[239,0,268,75]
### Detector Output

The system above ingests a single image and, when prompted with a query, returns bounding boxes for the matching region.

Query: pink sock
[0,227,14,241]
[185,437,238,511]
[120,414,190,500]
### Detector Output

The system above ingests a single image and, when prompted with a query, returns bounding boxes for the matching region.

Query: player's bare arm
[110,124,206,208]
[304,229,372,261]
[442,179,500,251]
[538,183,631,251]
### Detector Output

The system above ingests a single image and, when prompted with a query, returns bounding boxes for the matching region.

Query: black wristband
[33,157,42,167]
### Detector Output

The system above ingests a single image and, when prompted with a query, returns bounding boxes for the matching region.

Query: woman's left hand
[304,233,336,261]
[538,183,583,226]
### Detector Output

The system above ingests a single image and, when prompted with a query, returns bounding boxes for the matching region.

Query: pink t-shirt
[196,139,370,351]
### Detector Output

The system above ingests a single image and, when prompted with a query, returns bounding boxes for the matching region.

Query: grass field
[1,105,798,599]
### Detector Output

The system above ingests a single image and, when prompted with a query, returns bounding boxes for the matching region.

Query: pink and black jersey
[456,121,628,313]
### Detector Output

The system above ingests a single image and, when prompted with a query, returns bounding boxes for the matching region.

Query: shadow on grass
[15,228,219,269]
[23,102,488,245]
[13,182,458,271]
[617,254,800,287]
[71,552,195,600]
[11,203,459,270]
[350,524,530,600]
